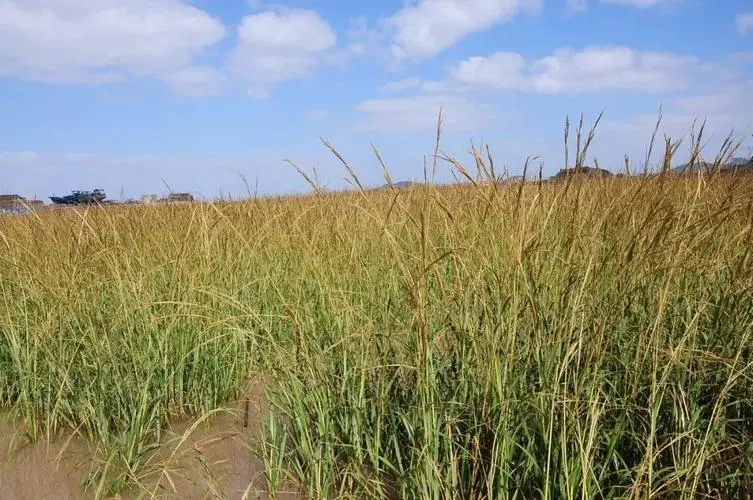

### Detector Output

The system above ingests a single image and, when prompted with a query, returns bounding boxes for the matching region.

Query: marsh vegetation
[1,118,752,498]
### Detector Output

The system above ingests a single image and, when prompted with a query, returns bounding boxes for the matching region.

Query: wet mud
[1,385,300,499]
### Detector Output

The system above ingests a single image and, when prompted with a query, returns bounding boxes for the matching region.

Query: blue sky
[1,0,752,200]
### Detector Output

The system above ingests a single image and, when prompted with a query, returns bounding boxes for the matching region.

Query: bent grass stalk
[0,115,752,498]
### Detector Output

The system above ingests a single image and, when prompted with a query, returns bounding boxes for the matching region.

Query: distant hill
[723,159,753,174]
[730,157,751,166]
[392,181,417,188]
[375,180,421,190]
[672,162,713,175]
[673,156,753,175]
[550,166,614,180]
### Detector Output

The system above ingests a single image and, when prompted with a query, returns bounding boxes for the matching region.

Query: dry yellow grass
[1,125,753,498]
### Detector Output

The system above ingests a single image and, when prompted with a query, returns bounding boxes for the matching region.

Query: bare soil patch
[1,384,300,499]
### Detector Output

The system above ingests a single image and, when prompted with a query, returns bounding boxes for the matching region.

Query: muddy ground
[1,386,300,499]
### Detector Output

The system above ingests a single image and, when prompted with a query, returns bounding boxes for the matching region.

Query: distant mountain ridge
[673,156,753,175]
[551,166,614,180]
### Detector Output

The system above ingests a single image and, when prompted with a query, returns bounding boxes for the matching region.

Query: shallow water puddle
[1,386,300,499]
[1,415,94,499]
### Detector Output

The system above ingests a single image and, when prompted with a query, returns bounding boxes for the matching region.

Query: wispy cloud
[566,0,588,14]
[355,95,488,132]
[0,151,40,163]
[567,0,673,13]
[601,0,669,7]
[737,12,753,34]
[729,52,753,64]
[430,46,698,94]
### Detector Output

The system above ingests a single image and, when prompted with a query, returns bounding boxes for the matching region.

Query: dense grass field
[1,142,753,498]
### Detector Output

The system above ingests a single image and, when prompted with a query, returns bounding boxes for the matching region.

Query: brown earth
[1,385,300,500]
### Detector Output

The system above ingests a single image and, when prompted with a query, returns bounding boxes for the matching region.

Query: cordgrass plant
[258,173,753,499]
[0,115,752,498]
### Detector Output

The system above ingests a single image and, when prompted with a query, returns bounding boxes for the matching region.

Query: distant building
[165,192,194,203]
[0,194,44,212]
[0,194,24,207]
[140,194,159,204]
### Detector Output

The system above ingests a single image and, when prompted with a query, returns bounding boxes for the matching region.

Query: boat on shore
[49,189,106,205]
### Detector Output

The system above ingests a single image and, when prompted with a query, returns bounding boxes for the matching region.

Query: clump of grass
[1,115,752,498]
[257,118,753,499]
[0,203,258,495]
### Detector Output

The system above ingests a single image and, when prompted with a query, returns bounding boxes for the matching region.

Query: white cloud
[336,16,385,64]
[443,46,697,94]
[530,47,695,93]
[227,7,336,97]
[383,0,541,63]
[568,0,671,12]
[378,77,424,92]
[737,12,753,34]
[356,95,487,132]
[450,52,526,89]
[0,0,226,86]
